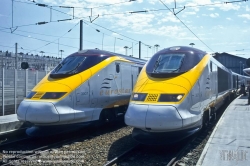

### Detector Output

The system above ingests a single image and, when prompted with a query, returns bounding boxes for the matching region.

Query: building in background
[0,51,61,71]
[213,52,247,75]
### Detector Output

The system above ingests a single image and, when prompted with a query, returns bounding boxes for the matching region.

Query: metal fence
[0,51,61,71]
[0,68,48,116]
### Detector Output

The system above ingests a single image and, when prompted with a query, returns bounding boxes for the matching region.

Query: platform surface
[196,95,250,166]
[0,114,28,135]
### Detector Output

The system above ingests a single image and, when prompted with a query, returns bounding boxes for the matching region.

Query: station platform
[197,95,250,166]
[0,114,30,135]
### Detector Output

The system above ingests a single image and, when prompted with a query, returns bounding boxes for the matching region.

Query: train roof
[158,46,207,55]
[76,49,147,65]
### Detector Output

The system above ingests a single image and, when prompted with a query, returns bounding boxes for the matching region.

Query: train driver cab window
[116,63,120,73]
[52,56,86,75]
[50,53,110,78]
[153,54,184,73]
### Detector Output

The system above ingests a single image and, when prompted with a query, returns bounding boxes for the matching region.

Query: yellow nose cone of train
[33,82,71,93]
[32,73,83,94]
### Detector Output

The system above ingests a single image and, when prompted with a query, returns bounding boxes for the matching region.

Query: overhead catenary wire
[4,0,248,54]
[0,30,78,49]
[0,28,119,54]
[0,44,60,56]
[55,0,137,9]
[26,21,80,54]
[7,0,247,45]
[0,25,105,46]
[43,6,141,43]
[9,0,247,27]
[5,0,149,47]
[158,0,215,53]
[39,5,151,47]
[13,0,137,9]
[13,0,247,11]
[11,0,248,21]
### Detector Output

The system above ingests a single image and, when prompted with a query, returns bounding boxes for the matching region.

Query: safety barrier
[0,69,48,116]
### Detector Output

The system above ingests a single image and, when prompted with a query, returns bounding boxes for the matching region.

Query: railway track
[0,128,30,146]
[104,144,140,166]
[0,121,127,165]
[103,97,234,166]
[0,96,236,166]
[1,134,86,166]
[171,99,232,166]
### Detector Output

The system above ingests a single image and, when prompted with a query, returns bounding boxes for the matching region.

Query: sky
[0,0,250,60]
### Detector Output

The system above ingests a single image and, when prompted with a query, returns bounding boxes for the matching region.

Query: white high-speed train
[125,46,250,144]
[17,49,146,135]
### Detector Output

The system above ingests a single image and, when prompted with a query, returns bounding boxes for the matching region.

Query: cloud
[226,17,232,20]
[208,8,215,11]
[111,13,155,31]
[185,2,200,12]
[214,1,240,11]
[211,42,228,46]
[238,14,250,20]
[246,5,250,11]
[192,0,212,4]
[157,12,179,24]
[185,12,196,15]
[181,11,197,18]
[210,13,219,18]
[160,0,186,5]
[212,25,224,29]
[141,25,187,38]
[82,0,133,4]
[148,0,157,5]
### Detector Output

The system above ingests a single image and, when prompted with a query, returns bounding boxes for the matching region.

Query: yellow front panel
[28,56,131,101]
[132,54,210,104]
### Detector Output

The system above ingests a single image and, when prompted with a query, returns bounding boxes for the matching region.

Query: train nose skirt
[132,127,200,145]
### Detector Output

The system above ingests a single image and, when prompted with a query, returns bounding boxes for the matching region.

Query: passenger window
[116,64,120,73]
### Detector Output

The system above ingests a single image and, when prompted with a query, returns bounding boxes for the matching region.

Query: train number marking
[81,92,88,95]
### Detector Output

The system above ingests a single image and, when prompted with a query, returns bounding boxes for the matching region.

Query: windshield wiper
[153,60,160,73]
[66,63,81,74]
[53,63,62,73]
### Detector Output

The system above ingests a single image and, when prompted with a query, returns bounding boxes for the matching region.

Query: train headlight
[131,93,147,101]
[177,95,183,100]
[26,91,36,99]
[158,94,185,102]
[41,92,66,99]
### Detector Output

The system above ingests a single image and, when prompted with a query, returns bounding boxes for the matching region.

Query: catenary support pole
[79,20,83,51]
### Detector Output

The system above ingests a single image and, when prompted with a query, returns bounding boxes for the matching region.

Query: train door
[76,81,90,106]
[121,63,132,93]
[131,66,139,90]
[190,79,201,123]
[190,79,201,112]
[212,63,218,101]
[90,67,112,120]
[74,80,90,120]
[199,65,211,111]
[113,62,122,93]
